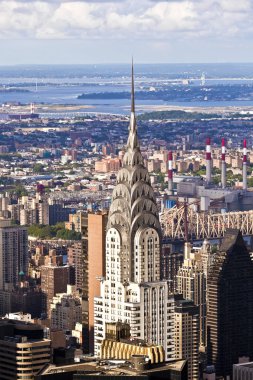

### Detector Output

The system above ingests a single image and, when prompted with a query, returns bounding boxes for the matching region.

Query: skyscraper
[174,299,199,380]
[0,219,28,291]
[94,65,172,358]
[67,212,107,353]
[177,242,207,347]
[161,242,183,292]
[207,229,253,378]
[88,212,107,353]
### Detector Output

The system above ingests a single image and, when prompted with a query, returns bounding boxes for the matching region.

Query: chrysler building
[94,64,173,358]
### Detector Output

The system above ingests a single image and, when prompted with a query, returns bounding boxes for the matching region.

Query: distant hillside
[137,110,220,121]
[0,87,30,93]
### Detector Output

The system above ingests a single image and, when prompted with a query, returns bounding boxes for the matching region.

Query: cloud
[14,0,127,2]
[0,0,252,41]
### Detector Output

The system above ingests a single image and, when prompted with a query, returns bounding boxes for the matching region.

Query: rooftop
[220,229,245,252]
[234,362,253,369]
[37,359,187,377]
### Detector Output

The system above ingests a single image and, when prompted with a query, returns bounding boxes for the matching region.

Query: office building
[233,362,253,380]
[88,212,107,352]
[0,319,51,380]
[66,212,107,353]
[161,242,183,292]
[0,219,28,291]
[68,240,88,294]
[0,286,44,318]
[49,203,75,225]
[176,242,207,347]
[174,299,199,380]
[207,229,253,378]
[94,66,173,359]
[41,265,69,317]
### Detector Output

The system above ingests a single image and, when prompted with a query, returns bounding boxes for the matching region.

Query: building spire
[126,59,138,151]
[131,57,135,114]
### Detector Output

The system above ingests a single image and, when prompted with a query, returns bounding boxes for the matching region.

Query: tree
[213,167,221,175]
[10,184,28,197]
[212,176,220,185]
[156,172,165,184]
[56,229,81,240]
[248,178,253,187]
[33,163,44,174]
[28,223,81,241]
[211,245,218,254]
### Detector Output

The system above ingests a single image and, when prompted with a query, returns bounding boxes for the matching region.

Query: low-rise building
[50,285,82,332]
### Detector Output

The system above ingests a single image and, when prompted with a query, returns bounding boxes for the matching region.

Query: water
[1,63,253,115]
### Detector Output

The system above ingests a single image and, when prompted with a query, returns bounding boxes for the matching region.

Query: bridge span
[160,206,253,240]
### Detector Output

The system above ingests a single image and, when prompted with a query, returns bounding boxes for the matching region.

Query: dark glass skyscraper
[207,229,253,378]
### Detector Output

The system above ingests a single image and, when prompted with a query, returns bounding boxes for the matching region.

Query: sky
[1,0,253,64]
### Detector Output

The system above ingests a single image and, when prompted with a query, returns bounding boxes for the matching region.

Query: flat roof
[234,362,253,369]
[38,359,187,376]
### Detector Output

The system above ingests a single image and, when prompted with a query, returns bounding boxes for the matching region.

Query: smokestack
[206,137,212,184]
[221,138,226,189]
[243,139,247,191]
[168,151,173,194]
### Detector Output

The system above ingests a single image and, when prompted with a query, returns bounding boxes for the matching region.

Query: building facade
[66,212,107,353]
[88,212,107,352]
[207,229,253,378]
[233,362,253,380]
[94,67,173,359]
[41,265,69,317]
[0,320,51,380]
[174,299,199,380]
[0,336,51,380]
[50,285,82,332]
[0,219,28,291]
[161,242,183,292]
[176,242,207,348]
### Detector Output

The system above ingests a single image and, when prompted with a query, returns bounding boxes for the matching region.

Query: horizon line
[1,62,253,67]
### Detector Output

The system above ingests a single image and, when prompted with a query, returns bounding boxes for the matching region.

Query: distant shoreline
[1,102,253,121]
